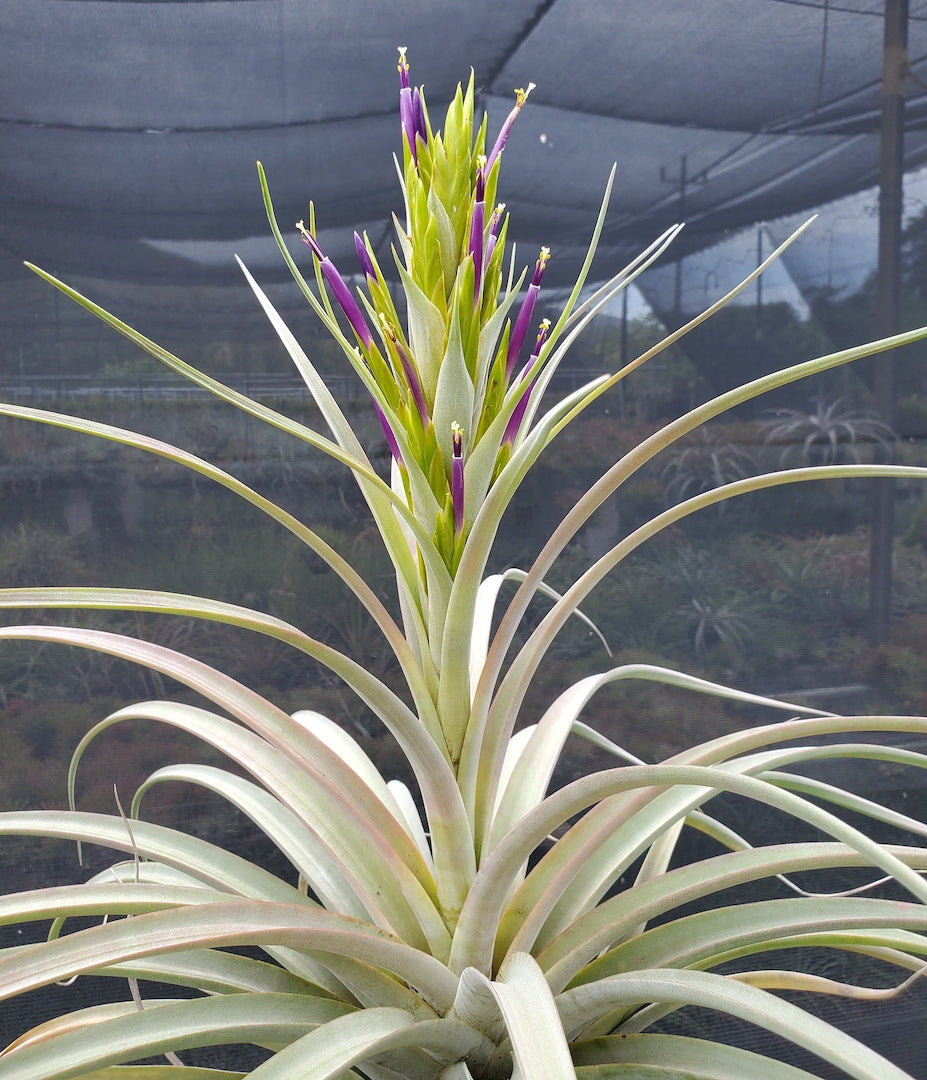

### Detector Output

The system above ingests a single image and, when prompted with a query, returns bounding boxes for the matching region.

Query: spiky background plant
[4,49,927,1080]
[763,395,895,468]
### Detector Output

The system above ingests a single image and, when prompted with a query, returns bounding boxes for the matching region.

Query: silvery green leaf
[0,994,353,1080]
[395,259,446,404]
[132,762,361,916]
[427,183,459,296]
[490,953,576,1079]
[558,968,915,1080]
[489,664,829,850]
[244,1008,484,1079]
[572,1031,840,1078]
[431,298,475,468]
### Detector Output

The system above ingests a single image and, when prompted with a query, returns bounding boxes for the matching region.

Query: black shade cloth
[4,0,927,304]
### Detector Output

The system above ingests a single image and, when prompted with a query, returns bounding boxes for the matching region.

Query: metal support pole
[619,285,628,418]
[674,155,687,322]
[660,155,707,325]
[869,0,908,645]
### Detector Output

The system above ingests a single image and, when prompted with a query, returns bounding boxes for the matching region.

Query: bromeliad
[3,45,927,1080]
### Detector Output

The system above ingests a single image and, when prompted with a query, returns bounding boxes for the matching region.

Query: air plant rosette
[3,47,927,1080]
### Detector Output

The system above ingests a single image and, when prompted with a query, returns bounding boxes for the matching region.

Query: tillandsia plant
[7,47,927,1080]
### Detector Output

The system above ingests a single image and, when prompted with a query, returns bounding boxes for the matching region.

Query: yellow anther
[514,83,536,108]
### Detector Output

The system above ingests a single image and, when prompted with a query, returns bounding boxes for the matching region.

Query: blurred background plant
[762,394,894,468]
[660,426,757,513]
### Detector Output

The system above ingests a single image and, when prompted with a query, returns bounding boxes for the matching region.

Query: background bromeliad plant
[4,48,927,1079]
[762,395,895,468]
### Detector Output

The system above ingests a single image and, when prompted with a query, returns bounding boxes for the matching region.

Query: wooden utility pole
[869,0,908,644]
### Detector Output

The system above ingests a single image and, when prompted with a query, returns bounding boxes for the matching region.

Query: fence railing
[0,369,597,404]
[0,372,364,403]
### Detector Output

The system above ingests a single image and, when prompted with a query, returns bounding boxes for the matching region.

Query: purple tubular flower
[398,47,417,162]
[298,221,374,350]
[380,314,428,424]
[354,231,377,282]
[503,319,550,447]
[374,400,403,465]
[486,83,536,170]
[485,203,505,267]
[506,247,550,379]
[469,159,486,304]
[412,86,427,147]
[451,422,465,534]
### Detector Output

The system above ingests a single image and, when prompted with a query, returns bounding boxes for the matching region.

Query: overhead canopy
[3,0,927,336]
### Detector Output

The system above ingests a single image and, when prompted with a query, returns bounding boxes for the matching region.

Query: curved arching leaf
[537,842,927,992]
[572,1031,842,1079]
[0,900,459,1014]
[470,344,927,836]
[0,627,466,953]
[450,764,927,973]
[0,993,353,1080]
[484,952,575,1080]
[557,968,915,1080]
[487,664,830,853]
[243,1007,484,1080]
[575,895,927,988]
[47,1068,247,1080]
[131,762,368,918]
